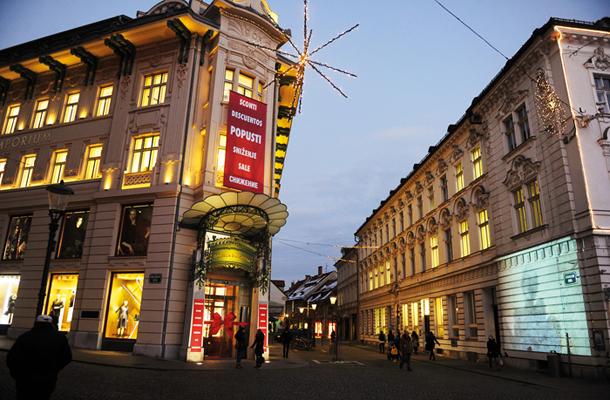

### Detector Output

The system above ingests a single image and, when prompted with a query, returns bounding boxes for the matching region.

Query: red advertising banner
[190,299,205,352]
[224,91,267,193]
[258,303,268,353]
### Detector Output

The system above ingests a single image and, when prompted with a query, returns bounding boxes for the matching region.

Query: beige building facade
[353,17,610,379]
[0,0,299,362]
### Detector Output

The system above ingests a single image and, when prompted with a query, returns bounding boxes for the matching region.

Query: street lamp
[36,180,74,318]
[299,301,317,347]
[330,295,338,362]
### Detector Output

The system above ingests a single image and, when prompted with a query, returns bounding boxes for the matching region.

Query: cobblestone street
[1,342,608,399]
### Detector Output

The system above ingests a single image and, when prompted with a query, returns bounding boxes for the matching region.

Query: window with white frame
[96,85,113,116]
[141,72,168,106]
[237,72,254,98]
[464,292,478,338]
[129,135,159,173]
[448,294,459,338]
[84,145,103,179]
[223,69,235,101]
[51,150,68,183]
[478,209,491,250]
[471,146,483,180]
[4,105,19,134]
[459,220,470,257]
[63,92,80,123]
[594,75,610,114]
[430,235,439,268]
[455,161,464,192]
[20,155,36,187]
[33,99,49,129]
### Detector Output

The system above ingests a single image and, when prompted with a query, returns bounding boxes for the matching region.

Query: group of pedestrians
[234,327,266,369]
[378,329,444,370]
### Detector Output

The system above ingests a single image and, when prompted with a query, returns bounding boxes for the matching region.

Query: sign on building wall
[190,299,205,352]
[224,91,267,193]
[258,303,268,353]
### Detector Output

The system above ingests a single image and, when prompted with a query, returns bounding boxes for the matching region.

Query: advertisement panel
[258,303,268,353]
[190,299,205,352]
[224,91,267,193]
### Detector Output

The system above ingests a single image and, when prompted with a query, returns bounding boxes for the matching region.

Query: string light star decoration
[250,0,359,113]
[535,68,568,136]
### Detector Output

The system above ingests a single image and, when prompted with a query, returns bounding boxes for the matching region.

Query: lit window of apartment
[444,227,453,263]
[430,235,439,268]
[417,196,423,219]
[440,175,448,202]
[513,188,527,234]
[420,242,426,272]
[516,105,531,142]
[374,267,379,289]
[464,292,477,338]
[130,135,159,173]
[20,155,36,187]
[216,132,227,186]
[459,220,470,257]
[455,162,464,192]
[411,302,418,332]
[504,115,517,152]
[369,270,373,291]
[448,295,459,338]
[223,69,235,101]
[435,297,444,338]
[528,179,543,228]
[4,105,19,134]
[96,86,113,116]
[478,209,491,250]
[85,145,103,179]
[237,73,254,98]
[0,159,6,186]
[428,186,435,210]
[141,72,168,106]
[257,81,264,102]
[51,150,68,183]
[63,92,80,123]
[386,261,391,284]
[33,100,49,129]
[471,146,483,180]
[594,75,610,113]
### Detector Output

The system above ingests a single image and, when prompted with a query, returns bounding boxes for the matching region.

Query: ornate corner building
[347,17,610,379]
[0,0,300,362]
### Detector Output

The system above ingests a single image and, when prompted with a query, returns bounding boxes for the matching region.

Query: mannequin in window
[49,294,64,328]
[4,293,16,324]
[116,301,129,337]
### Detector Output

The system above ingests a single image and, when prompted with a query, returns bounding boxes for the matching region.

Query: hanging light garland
[535,68,568,136]
[250,0,358,112]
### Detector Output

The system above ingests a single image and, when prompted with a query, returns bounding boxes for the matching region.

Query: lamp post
[330,295,338,362]
[299,301,317,347]
[36,181,74,318]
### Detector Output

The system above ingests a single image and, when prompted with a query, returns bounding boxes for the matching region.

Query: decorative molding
[439,208,452,230]
[502,155,542,190]
[450,145,464,164]
[590,47,610,71]
[471,185,489,212]
[454,198,469,221]
[436,158,448,175]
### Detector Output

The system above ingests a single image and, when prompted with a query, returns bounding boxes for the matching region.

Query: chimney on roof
[306,275,311,280]
[318,266,323,275]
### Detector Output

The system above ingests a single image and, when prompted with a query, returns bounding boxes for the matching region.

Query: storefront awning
[179,191,288,236]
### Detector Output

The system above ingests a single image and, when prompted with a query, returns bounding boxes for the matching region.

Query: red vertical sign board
[258,304,268,353]
[190,299,205,352]
[224,91,267,193]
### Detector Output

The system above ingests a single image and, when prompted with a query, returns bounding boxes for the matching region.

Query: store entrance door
[203,280,251,359]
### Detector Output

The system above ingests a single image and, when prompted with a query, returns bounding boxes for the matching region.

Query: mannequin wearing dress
[117,301,129,337]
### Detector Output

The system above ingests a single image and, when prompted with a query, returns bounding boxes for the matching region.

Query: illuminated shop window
[0,159,5,186]
[448,295,459,338]
[116,204,153,256]
[130,135,159,173]
[528,179,543,228]
[478,209,491,250]
[459,220,470,257]
[430,235,439,268]
[4,105,19,134]
[464,292,477,338]
[46,274,78,332]
[411,302,418,331]
[455,162,464,192]
[2,215,31,260]
[51,150,68,183]
[513,188,527,234]
[471,146,483,180]
[85,145,103,179]
[0,275,20,325]
[56,210,89,259]
[594,75,610,113]
[104,272,144,340]
[20,155,36,188]
[97,85,113,116]
[516,105,531,142]
[216,132,227,187]
[141,72,168,106]
[63,92,80,123]
[373,307,385,335]
[33,99,49,129]
[435,297,444,338]
[504,115,517,152]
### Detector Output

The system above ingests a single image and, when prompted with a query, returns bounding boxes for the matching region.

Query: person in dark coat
[251,328,265,368]
[378,330,386,353]
[6,315,72,400]
[399,331,414,371]
[387,330,395,347]
[487,335,501,371]
[234,326,248,369]
[280,329,292,358]
[411,330,419,354]
[425,331,440,360]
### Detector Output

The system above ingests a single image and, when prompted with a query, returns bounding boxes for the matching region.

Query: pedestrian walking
[234,326,248,369]
[378,330,386,353]
[425,331,440,361]
[399,331,414,371]
[487,335,502,371]
[280,329,292,358]
[387,330,395,347]
[6,315,72,400]
[411,330,419,355]
[251,328,265,368]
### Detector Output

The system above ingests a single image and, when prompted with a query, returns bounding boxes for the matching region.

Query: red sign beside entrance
[258,303,268,353]
[224,91,267,193]
[190,299,205,352]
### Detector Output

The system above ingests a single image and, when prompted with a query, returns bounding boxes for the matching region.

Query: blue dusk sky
[1,0,609,286]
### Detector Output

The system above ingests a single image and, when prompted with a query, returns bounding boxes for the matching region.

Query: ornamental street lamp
[36,181,74,318]
[299,301,317,346]
[330,295,338,362]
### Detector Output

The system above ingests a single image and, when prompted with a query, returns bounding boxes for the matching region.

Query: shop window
[116,204,153,256]
[478,209,491,250]
[411,302,418,331]
[63,92,80,123]
[56,210,89,259]
[594,75,610,113]
[0,275,20,325]
[435,297,444,338]
[51,150,68,183]
[455,162,464,192]
[46,274,78,332]
[471,146,483,180]
[141,72,168,106]
[96,85,113,116]
[448,295,459,339]
[459,220,470,257]
[104,272,144,339]
[33,99,49,129]
[129,135,159,173]
[20,155,36,187]
[464,292,478,339]
[84,145,103,179]
[2,215,32,260]
[4,105,19,134]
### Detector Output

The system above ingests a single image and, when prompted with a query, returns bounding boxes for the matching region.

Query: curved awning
[180,191,288,236]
